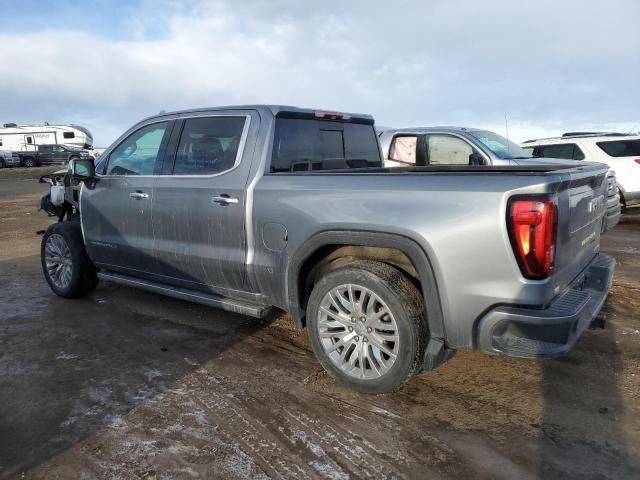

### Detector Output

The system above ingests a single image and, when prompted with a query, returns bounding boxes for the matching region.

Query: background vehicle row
[379,126,621,232]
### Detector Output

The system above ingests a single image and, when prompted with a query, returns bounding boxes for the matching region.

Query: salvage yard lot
[0,167,638,479]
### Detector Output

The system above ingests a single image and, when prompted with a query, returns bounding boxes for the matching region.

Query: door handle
[211,195,239,206]
[129,191,149,200]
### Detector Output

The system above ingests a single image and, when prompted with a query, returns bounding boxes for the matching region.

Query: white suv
[522,133,640,210]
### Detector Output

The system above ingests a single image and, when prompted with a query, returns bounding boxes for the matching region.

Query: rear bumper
[476,254,615,358]
[604,198,621,231]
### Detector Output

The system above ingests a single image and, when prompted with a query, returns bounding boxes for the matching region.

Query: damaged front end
[38,191,65,219]
[38,170,80,222]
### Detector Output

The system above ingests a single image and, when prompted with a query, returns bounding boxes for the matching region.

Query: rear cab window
[270,116,381,172]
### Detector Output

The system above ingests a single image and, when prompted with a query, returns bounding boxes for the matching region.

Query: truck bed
[254,161,609,349]
[270,162,605,175]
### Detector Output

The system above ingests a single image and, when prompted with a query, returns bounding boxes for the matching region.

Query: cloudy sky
[1,0,638,146]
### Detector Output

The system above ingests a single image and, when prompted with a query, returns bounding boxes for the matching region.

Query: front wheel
[22,157,37,168]
[41,222,98,298]
[307,260,428,394]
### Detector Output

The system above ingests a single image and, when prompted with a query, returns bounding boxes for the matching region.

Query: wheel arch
[286,230,446,341]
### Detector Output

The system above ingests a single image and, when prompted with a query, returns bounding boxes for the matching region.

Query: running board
[97,271,271,318]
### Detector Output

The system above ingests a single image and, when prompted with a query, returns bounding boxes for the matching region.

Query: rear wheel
[0,158,5,168]
[22,157,37,168]
[41,222,98,298]
[307,260,427,394]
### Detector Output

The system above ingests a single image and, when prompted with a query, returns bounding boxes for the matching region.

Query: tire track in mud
[185,373,314,480]
[177,330,451,480]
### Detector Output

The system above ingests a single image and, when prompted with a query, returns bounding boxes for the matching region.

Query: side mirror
[71,158,96,182]
[469,152,486,166]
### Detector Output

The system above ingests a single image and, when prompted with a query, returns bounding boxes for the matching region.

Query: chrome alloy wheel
[317,283,400,380]
[44,233,73,290]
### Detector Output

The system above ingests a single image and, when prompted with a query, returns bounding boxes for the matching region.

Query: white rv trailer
[0,123,93,151]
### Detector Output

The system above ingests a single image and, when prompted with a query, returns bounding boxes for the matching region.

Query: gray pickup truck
[40,105,614,393]
[0,149,21,167]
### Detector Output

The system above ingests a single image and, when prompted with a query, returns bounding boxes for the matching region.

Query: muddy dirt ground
[0,167,638,479]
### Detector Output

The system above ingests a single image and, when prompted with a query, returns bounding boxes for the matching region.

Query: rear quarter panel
[251,171,585,349]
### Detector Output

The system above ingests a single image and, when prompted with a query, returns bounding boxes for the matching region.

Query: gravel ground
[0,170,638,479]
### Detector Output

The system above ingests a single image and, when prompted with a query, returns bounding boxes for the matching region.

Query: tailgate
[552,164,608,292]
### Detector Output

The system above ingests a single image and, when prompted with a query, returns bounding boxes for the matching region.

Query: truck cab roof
[143,105,375,125]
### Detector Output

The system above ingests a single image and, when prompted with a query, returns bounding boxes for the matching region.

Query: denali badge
[91,241,117,249]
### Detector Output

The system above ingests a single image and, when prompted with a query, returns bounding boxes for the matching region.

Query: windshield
[469,130,533,159]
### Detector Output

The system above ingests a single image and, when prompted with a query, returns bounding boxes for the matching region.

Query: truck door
[38,145,55,164]
[151,113,256,294]
[52,145,67,163]
[80,121,172,274]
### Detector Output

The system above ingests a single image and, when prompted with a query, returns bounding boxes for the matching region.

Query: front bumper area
[476,254,615,358]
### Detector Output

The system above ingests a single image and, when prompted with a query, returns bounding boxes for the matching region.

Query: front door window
[426,135,474,165]
[106,122,169,176]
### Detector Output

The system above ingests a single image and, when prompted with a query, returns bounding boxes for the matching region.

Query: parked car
[379,127,621,232]
[521,132,640,210]
[18,144,93,167]
[0,149,21,168]
[38,106,614,394]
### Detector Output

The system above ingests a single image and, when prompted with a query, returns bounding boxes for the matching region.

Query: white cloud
[0,0,638,146]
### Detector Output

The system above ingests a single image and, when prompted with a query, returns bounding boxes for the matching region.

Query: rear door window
[271,118,381,172]
[596,139,640,157]
[389,136,417,164]
[172,116,246,175]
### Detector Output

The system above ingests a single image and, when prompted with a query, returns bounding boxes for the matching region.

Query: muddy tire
[22,157,37,168]
[307,260,427,394]
[41,222,98,298]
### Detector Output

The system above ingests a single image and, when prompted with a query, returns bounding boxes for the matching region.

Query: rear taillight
[508,195,558,279]
[634,159,640,165]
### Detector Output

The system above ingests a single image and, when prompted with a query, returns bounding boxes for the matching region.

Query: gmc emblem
[588,195,605,213]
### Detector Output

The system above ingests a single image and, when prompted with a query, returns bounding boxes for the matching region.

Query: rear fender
[286,230,446,342]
